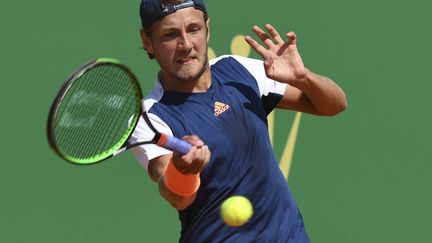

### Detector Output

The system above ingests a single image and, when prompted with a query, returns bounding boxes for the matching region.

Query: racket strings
[76,66,118,158]
[74,66,131,159]
[86,66,135,157]
[83,66,122,157]
[59,66,111,158]
[54,63,140,161]
[66,68,106,157]
[55,67,100,158]
[55,70,100,157]
[84,65,137,158]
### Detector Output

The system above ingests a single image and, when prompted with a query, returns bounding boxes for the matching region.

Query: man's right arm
[148,154,197,210]
[147,136,211,210]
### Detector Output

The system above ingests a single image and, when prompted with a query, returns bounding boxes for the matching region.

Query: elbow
[320,95,348,117]
[336,93,348,115]
[169,193,197,210]
[326,103,347,116]
[159,181,197,211]
[172,198,194,210]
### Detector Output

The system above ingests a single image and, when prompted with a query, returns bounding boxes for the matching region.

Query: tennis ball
[220,195,253,227]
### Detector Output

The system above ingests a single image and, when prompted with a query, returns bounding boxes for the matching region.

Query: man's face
[142,7,210,84]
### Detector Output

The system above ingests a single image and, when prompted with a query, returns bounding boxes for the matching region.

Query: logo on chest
[214,101,230,116]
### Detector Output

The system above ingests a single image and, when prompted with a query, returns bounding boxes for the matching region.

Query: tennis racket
[47,58,192,165]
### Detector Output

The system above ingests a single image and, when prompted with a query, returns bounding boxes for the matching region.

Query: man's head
[140,0,209,59]
[139,0,211,87]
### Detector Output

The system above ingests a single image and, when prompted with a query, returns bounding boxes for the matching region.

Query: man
[132,0,347,242]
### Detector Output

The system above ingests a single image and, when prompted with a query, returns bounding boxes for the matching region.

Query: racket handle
[157,134,193,155]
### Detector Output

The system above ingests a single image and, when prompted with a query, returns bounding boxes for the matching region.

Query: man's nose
[178,33,193,50]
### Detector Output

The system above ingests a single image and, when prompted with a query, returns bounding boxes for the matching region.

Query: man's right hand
[171,135,211,175]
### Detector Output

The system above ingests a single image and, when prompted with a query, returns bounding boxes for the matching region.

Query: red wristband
[163,159,200,196]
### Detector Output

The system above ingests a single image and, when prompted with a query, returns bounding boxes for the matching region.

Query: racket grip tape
[157,134,193,155]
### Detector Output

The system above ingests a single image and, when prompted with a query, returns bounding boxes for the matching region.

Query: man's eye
[189,27,200,33]
[164,32,177,37]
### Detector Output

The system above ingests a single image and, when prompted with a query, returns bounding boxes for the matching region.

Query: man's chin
[175,73,201,83]
[175,66,207,83]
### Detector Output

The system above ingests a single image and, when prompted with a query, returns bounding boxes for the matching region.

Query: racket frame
[47,59,144,164]
[47,58,192,165]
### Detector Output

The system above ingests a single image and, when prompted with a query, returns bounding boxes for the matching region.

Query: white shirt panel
[130,81,172,170]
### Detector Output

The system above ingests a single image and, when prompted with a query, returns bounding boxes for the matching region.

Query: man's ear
[140,29,155,59]
[206,18,211,42]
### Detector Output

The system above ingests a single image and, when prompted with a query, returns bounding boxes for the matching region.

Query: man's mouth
[177,57,196,65]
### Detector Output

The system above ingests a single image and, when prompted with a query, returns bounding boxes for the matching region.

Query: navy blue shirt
[135,56,310,242]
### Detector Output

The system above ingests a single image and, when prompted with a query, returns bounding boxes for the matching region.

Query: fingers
[181,145,210,174]
[245,25,277,59]
[265,24,284,45]
[172,136,211,174]
[245,35,268,59]
[286,31,297,46]
[245,24,297,58]
[191,145,210,172]
[250,24,286,47]
[182,135,204,147]
[252,25,275,48]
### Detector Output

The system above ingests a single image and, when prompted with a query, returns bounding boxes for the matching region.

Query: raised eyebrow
[188,20,205,27]
[159,26,178,32]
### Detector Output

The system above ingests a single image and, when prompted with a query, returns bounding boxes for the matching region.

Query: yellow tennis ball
[220,196,253,227]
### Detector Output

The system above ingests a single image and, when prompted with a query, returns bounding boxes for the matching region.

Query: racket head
[47,58,143,165]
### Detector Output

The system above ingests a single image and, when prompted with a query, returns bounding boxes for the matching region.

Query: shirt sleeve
[211,55,287,114]
[129,82,173,170]
[129,113,173,170]
[210,55,287,97]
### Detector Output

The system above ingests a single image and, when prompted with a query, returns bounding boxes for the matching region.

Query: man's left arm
[245,24,347,116]
[277,68,347,116]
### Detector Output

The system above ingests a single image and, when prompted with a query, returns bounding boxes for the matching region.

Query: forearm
[149,155,199,210]
[159,180,197,210]
[287,68,347,116]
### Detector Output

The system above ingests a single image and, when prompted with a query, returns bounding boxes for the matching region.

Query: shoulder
[209,55,262,89]
[209,55,269,86]
[211,55,287,104]
[143,79,164,111]
[209,55,263,71]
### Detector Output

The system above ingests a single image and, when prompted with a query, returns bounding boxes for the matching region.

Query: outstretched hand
[245,24,307,85]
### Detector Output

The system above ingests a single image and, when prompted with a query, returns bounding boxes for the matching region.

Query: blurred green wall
[1,0,431,242]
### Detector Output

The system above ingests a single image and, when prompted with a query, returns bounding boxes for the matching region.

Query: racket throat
[156,133,168,147]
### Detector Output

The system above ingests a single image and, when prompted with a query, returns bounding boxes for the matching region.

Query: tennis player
[131,0,347,242]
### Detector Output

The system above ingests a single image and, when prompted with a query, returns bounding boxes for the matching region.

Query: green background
[1,0,431,242]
